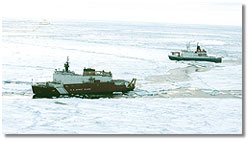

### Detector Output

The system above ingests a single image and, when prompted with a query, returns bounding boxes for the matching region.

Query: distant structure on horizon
[39,19,50,25]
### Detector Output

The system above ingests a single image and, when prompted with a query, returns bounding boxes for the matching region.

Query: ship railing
[83,71,112,77]
[33,81,61,86]
[33,82,47,87]
[34,82,46,85]
[113,79,136,87]
[96,71,112,76]
[113,80,128,85]
[55,70,76,75]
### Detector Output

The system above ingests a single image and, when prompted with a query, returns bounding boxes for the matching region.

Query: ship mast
[186,42,191,50]
[64,56,69,72]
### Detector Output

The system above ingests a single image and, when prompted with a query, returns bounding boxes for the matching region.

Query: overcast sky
[1,0,242,26]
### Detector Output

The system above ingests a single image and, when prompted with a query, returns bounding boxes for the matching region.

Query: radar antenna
[64,56,69,72]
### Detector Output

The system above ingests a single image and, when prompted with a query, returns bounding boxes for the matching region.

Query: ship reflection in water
[32,57,136,99]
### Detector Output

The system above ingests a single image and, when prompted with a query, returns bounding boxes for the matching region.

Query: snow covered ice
[2,19,242,134]
[3,98,242,134]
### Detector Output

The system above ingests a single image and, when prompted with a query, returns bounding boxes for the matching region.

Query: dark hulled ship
[32,57,136,98]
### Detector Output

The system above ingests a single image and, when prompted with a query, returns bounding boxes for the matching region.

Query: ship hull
[168,55,222,63]
[32,82,135,99]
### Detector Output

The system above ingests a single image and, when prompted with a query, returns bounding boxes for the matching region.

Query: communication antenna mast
[186,40,195,50]
[64,56,69,72]
[186,42,191,50]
